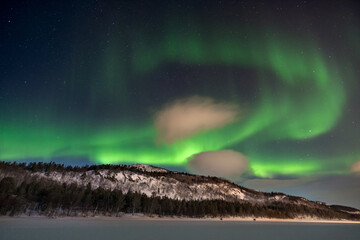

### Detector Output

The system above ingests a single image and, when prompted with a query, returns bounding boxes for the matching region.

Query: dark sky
[1,0,360,207]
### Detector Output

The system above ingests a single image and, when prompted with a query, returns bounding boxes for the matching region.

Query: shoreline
[1,214,359,224]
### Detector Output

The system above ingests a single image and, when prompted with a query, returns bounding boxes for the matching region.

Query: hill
[0,161,359,220]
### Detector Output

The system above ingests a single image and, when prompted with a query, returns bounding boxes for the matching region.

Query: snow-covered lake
[1,217,359,240]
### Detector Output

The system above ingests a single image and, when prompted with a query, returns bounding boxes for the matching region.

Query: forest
[0,161,359,220]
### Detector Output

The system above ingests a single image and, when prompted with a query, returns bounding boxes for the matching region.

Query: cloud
[154,96,239,144]
[350,160,360,174]
[187,150,249,179]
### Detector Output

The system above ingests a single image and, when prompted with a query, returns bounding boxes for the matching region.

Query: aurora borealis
[1,1,360,206]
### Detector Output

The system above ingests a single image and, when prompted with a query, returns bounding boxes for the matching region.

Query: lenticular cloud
[350,160,360,174]
[154,96,239,144]
[187,150,249,178]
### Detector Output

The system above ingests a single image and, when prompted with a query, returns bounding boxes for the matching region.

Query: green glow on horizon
[0,24,357,178]
[250,161,321,178]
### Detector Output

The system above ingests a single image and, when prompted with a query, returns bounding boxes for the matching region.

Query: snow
[129,164,168,173]
[273,195,286,201]
[341,210,360,215]
[11,165,316,207]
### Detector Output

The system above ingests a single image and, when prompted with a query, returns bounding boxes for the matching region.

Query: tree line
[0,175,359,220]
[0,161,359,220]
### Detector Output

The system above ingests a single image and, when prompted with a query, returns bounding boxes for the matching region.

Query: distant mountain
[0,161,359,220]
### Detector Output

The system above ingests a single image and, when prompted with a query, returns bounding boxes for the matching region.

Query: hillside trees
[0,161,359,220]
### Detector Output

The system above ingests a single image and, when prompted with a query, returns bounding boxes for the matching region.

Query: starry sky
[1,1,360,207]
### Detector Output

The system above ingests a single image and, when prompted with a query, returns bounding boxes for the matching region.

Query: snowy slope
[0,163,324,208]
[130,164,168,173]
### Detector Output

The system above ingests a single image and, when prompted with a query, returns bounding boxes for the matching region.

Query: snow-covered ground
[31,169,249,201]
[0,164,320,208]
[1,214,359,224]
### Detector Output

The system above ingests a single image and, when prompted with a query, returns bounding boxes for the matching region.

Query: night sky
[1,1,360,207]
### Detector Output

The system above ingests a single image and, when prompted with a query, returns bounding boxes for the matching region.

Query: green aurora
[0,26,359,177]
[1,2,359,179]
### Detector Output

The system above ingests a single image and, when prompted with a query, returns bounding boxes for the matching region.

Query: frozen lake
[1,217,359,240]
